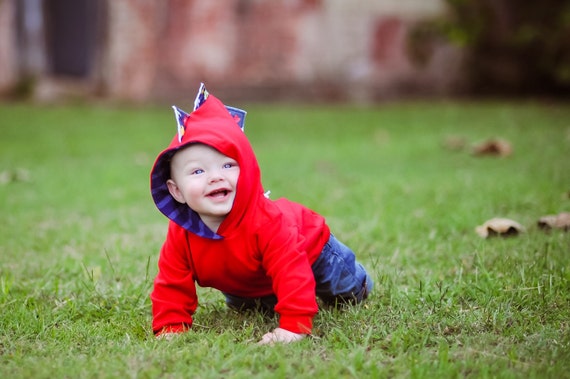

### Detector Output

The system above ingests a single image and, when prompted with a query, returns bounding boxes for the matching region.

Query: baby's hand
[257,328,306,345]
[155,324,188,340]
[156,332,180,341]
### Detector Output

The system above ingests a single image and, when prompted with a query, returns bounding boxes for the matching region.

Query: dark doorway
[44,0,103,78]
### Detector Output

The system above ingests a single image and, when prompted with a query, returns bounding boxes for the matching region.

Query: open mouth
[207,189,230,198]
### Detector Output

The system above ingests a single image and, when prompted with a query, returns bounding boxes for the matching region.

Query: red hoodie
[150,94,330,334]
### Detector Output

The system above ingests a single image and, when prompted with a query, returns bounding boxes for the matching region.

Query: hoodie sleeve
[151,221,198,335]
[258,216,319,334]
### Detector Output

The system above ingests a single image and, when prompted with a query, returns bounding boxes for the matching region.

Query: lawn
[0,99,569,378]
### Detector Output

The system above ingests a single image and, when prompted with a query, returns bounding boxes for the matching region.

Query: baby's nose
[208,171,224,182]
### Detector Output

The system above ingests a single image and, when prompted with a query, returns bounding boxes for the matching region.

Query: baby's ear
[166,179,186,204]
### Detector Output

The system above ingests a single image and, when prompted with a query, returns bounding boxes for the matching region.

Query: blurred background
[1,0,569,104]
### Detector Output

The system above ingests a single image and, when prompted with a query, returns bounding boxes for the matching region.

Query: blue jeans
[224,234,373,311]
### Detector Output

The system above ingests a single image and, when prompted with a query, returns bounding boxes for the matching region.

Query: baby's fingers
[257,328,305,345]
[257,331,276,345]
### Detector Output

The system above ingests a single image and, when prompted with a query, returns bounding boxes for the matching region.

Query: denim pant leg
[311,234,373,305]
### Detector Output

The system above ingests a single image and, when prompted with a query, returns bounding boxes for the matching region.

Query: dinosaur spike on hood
[172,83,246,144]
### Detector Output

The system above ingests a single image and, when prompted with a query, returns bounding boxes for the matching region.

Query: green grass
[1,99,569,378]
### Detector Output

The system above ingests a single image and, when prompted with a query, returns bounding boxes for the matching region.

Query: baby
[150,85,373,344]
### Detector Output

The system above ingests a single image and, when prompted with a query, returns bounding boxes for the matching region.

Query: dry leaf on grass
[0,168,31,185]
[537,212,570,231]
[476,217,525,238]
[442,135,467,151]
[472,138,512,157]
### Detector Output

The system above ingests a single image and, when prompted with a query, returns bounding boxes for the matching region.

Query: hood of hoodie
[150,94,263,240]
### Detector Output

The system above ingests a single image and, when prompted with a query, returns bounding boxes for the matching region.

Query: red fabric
[156,323,189,336]
[150,95,330,335]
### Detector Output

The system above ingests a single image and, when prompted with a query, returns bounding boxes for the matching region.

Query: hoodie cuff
[155,323,189,336]
[279,315,313,334]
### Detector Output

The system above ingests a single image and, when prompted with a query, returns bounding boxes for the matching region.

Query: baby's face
[167,144,240,227]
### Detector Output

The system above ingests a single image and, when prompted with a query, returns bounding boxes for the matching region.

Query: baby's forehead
[171,142,231,162]
[175,142,217,155]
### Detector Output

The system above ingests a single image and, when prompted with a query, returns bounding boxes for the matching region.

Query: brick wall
[1,0,462,102]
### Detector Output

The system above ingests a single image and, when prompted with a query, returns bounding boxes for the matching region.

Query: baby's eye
[223,162,238,169]
[191,169,204,175]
